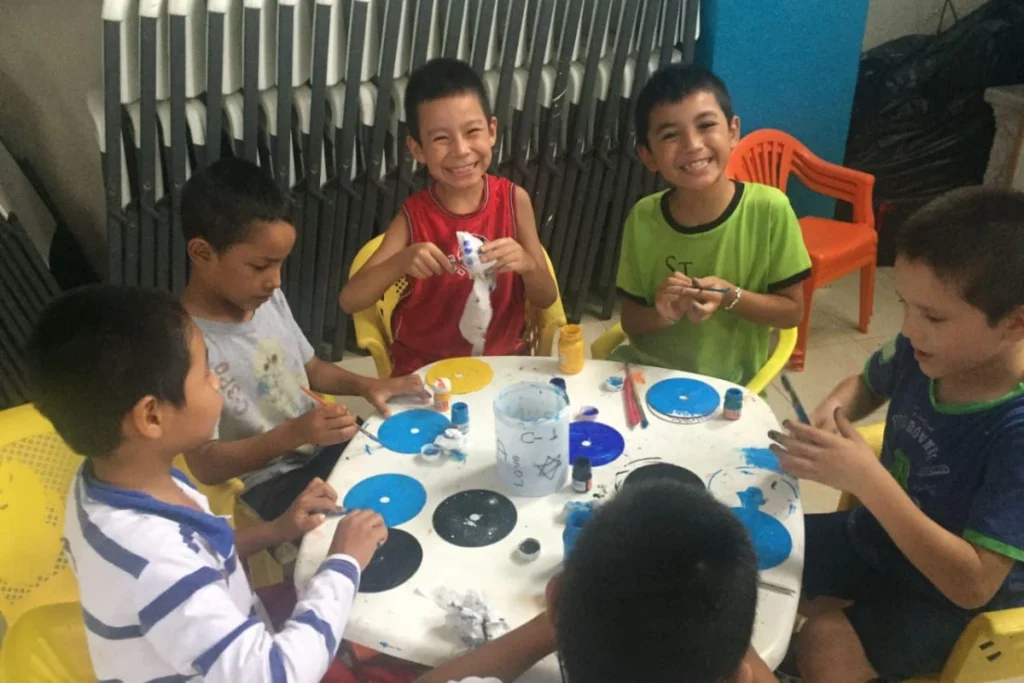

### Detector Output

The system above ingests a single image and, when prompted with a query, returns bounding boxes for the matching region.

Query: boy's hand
[329,509,388,569]
[479,238,537,274]
[289,403,358,446]
[403,242,454,279]
[767,409,887,498]
[362,375,430,416]
[685,276,735,324]
[654,272,698,323]
[273,477,340,541]
[809,398,844,433]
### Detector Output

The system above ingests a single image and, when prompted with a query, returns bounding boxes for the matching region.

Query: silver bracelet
[724,286,742,311]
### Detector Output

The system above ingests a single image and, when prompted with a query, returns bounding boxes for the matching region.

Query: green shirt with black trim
[853,334,1024,608]
[612,182,811,386]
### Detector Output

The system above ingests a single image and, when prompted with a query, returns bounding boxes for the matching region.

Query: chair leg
[859,261,875,334]
[790,280,814,372]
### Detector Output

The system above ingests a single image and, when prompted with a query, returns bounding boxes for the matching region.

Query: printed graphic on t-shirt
[253,337,306,416]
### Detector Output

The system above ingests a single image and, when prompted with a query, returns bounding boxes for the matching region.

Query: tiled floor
[339,267,902,515]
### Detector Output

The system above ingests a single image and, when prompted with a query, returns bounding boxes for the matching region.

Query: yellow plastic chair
[350,234,568,378]
[840,423,1024,683]
[590,324,798,395]
[0,404,93,682]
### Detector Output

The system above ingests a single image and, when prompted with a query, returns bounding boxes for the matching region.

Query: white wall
[0,0,106,274]
[862,0,990,51]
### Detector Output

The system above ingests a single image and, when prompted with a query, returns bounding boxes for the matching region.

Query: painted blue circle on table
[378,409,452,454]
[569,422,625,467]
[646,378,721,419]
[343,474,428,527]
[730,506,793,570]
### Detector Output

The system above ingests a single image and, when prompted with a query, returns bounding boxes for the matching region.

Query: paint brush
[300,386,383,444]
[624,364,648,429]
[622,368,641,429]
[757,579,796,597]
[779,375,810,425]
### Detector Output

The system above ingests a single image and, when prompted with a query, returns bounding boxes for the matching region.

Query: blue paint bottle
[451,402,469,434]
[563,508,593,558]
[724,388,744,420]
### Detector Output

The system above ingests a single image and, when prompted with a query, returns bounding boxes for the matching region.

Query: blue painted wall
[696,0,870,217]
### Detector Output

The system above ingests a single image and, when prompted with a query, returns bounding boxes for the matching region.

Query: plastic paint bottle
[572,456,593,493]
[723,388,744,420]
[451,402,469,433]
[558,324,585,375]
[432,377,452,412]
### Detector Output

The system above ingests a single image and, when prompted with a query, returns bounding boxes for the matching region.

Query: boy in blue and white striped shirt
[25,285,388,683]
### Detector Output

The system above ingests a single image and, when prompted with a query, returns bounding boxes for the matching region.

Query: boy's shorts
[803,511,974,679]
[242,441,347,520]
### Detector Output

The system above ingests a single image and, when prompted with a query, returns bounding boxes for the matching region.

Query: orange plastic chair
[727,129,877,371]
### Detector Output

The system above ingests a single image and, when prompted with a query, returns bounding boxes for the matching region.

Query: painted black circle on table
[623,463,705,490]
[359,528,423,594]
[432,489,518,548]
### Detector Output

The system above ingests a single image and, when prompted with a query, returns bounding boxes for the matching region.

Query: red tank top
[389,175,527,376]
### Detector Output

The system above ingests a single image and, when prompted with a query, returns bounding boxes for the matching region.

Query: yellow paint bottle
[558,324,585,375]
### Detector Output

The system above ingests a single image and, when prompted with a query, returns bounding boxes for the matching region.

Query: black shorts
[802,511,974,680]
[241,442,346,520]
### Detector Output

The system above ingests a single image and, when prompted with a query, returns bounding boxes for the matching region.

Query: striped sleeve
[134,550,361,682]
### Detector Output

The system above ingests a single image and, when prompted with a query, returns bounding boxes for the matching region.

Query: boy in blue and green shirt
[614,64,810,386]
[772,188,1024,681]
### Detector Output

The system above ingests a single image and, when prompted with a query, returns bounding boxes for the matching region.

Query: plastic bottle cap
[517,538,541,561]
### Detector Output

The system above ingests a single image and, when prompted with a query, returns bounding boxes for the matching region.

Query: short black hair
[896,187,1024,324]
[404,58,492,143]
[24,285,193,458]
[180,157,291,253]
[558,481,758,683]
[635,63,734,148]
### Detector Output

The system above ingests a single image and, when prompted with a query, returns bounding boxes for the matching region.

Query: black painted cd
[623,463,705,490]
[432,489,518,548]
[359,528,423,594]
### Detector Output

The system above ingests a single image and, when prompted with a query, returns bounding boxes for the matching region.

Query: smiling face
[407,92,497,191]
[190,219,296,315]
[895,256,1021,380]
[638,90,739,192]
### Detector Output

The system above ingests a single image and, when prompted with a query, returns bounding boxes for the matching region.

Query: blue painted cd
[378,409,452,454]
[646,378,720,419]
[343,473,428,527]
[730,507,793,570]
[569,422,625,467]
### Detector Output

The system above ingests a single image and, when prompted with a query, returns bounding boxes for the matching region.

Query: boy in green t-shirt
[613,64,811,386]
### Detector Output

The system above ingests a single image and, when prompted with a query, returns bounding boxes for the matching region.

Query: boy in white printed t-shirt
[25,285,387,683]
[178,158,429,521]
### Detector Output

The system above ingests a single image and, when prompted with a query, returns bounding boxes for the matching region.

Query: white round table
[295,357,803,680]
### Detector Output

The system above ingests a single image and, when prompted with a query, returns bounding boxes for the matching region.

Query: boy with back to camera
[406,481,779,683]
[179,158,428,520]
[339,58,557,377]
[614,64,811,386]
[25,285,387,683]
[769,188,1024,682]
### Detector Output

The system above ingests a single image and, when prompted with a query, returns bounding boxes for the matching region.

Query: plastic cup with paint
[562,508,593,558]
[494,382,570,497]
[516,538,541,562]
[602,376,624,392]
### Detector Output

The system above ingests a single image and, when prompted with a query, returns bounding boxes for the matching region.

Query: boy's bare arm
[620,298,676,336]
[810,373,887,431]
[689,278,804,329]
[339,213,446,313]
[305,356,430,415]
[184,424,306,485]
[412,613,557,683]
[512,186,558,309]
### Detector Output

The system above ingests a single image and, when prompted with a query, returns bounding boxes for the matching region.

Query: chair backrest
[727,129,800,192]
[349,234,409,344]
[0,404,83,633]
[728,129,875,227]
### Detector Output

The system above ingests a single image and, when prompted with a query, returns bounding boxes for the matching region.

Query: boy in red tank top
[339,58,557,377]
